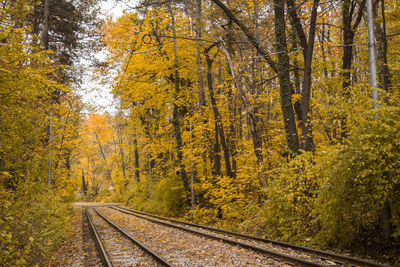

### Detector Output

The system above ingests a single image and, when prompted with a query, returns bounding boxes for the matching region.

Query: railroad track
[88,207,291,266]
[109,205,389,267]
[84,208,172,267]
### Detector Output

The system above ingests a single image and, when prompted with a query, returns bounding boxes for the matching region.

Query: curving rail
[110,205,389,267]
[108,206,327,266]
[92,208,173,267]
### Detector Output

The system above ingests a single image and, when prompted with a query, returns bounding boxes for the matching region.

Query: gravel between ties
[89,209,163,267]
[118,209,341,266]
[97,207,286,267]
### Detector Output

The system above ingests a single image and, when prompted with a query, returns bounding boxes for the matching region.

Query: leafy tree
[0,0,103,265]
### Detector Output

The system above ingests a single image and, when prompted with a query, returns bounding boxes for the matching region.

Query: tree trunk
[342,0,367,87]
[342,0,355,91]
[196,0,206,108]
[116,122,127,181]
[81,169,87,196]
[189,122,195,211]
[274,0,300,155]
[220,42,267,185]
[168,3,189,192]
[205,43,234,178]
[134,138,140,182]
[148,152,152,200]
[286,0,319,152]
[319,21,328,78]
[375,0,392,243]
[225,23,237,178]
[211,0,303,155]
[374,0,391,92]
[301,0,318,152]
[211,120,221,176]
[381,199,393,244]
[341,0,366,140]
[195,0,208,178]
[210,0,277,73]
[95,133,112,181]
[42,0,49,49]
[289,28,303,122]
[42,0,51,188]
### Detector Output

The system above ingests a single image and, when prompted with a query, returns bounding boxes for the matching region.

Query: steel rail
[109,206,324,266]
[85,208,113,267]
[93,208,173,267]
[112,206,389,267]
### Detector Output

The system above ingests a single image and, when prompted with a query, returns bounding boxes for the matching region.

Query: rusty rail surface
[111,205,389,267]
[85,208,113,267]
[93,208,173,267]
[110,206,326,267]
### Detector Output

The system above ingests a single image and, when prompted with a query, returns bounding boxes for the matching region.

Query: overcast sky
[102,0,126,18]
[79,0,132,114]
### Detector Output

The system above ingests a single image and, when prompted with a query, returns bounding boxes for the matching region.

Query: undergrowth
[0,177,73,266]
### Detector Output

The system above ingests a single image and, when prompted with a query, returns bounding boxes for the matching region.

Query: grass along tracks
[109,205,389,267]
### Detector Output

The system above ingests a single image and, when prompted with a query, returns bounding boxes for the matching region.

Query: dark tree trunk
[196,0,206,108]
[205,43,234,178]
[341,0,366,141]
[341,0,366,90]
[172,105,188,190]
[228,115,237,178]
[32,3,40,35]
[81,169,87,196]
[95,133,112,181]
[42,0,49,49]
[341,0,367,89]
[342,0,355,91]
[212,119,221,176]
[289,28,303,122]
[226,22,237,178]
[300,0,318,152]
[375,0,391,93]
[274,0,300,155]
[375,0,392,243]
[195,0,209,178]
[286,0,319,152]
[134,138,140,182]
[319,21,329,78]
[168,3,189,192]
[381,199,393,244]
[117,123,127,181]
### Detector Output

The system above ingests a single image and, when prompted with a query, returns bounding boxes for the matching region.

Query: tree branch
[210,0,278,73]
[286,0,308,51]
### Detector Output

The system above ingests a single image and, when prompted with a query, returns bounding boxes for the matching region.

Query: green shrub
[124,175,186,217]
[316,104,400,249]
[153,176,186,217]
[0,176,73,266]
[192,164,264,229]
[263,151,327,244]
